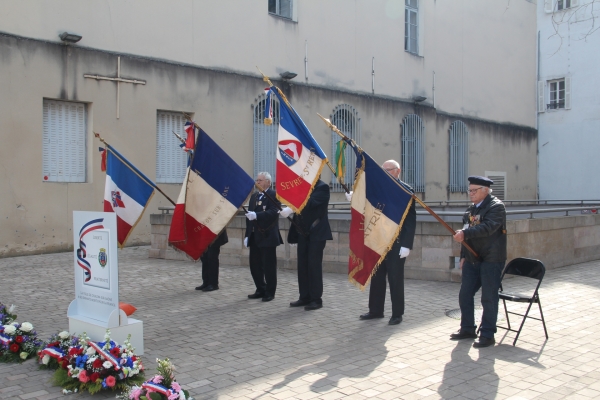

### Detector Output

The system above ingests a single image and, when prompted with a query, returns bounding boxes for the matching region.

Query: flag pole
[94,132,176,206]
[316,115,480,260]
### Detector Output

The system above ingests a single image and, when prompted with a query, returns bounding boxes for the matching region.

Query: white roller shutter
[156,111,188,184]
[42,99,86,183]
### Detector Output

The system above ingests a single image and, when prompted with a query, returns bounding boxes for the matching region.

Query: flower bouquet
[51,330,145,395]
[38,330,78,370]
[118,358,191,400]
[0,321,43,363]
[0,303,17,325]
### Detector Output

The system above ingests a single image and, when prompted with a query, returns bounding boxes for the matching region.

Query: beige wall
[150,212,600,282]
[0,0,537,127]
[0,1,538,257]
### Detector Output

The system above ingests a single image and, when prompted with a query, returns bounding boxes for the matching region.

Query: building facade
[537,0,600,200]
[0,0,538,256]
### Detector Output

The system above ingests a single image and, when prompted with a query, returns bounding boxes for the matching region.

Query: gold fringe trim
[276,159,327,214]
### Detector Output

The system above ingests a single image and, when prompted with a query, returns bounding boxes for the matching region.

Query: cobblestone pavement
[1,247,600,399]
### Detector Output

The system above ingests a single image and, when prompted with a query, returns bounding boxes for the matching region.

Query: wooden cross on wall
[84,56,146,119]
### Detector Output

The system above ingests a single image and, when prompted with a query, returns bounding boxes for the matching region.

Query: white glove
[244,237,248,247]
[245,211,257,221]
[399,247,410,258]
[289,243,297,247]
[345,191,353,202]
[279,207,294,218]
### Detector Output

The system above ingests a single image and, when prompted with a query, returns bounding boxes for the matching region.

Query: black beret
[468,175,493,187]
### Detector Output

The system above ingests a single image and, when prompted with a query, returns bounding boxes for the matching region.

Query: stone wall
[149,212,600,282]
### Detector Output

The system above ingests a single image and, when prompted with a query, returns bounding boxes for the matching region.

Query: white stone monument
[68,211,144,354]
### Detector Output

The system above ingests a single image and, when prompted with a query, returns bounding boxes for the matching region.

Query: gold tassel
[264,118,273,125]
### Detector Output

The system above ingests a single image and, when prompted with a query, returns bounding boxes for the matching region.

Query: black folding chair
[497,257,549,346]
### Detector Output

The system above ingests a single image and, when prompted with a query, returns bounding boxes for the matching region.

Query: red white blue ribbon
[76,218,104,282]
[0,334,10,346]
[87,341,121,370]
[40,347,65,360]
[141,382,173,397]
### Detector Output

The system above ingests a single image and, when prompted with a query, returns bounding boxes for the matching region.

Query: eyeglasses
[467,187,485,194]
[255,179,266,182]
[384,167,398,172]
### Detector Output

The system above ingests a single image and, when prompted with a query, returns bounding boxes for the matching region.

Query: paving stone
[1,248,600,399]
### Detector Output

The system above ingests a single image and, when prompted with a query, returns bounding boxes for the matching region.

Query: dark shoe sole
[304,304,322,311]
[359,314,384,320]
[290,300,310,307]
[262,296,274,302]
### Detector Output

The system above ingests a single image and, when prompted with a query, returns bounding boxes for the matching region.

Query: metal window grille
[486,172,507,201]
[268,0,292,19]
[156,111,188,183]
[253,95,280,184]
[401,114,425,192]
[330,104,361,192]
[405,0,418,54]
[557,0,571,10]
[449,121,469,193]
[42,99,87,183]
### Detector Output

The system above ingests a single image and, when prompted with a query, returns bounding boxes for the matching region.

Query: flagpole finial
[256,66,274,87]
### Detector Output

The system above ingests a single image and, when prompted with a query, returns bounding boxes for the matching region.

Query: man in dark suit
[195,229,228,292]
[351,160,417,325]
[280,179,332,311]
[244,172,283,302]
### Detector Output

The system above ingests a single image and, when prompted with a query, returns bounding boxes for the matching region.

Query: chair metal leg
[502,298,511,330]
[537,298,549,339]
[512,300,535,346]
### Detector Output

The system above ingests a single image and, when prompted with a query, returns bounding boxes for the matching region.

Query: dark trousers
[249,244,277,297]
[369,251,406,318]
[200,244,221,287]
[459,260,505,338]
[296,235,326,303]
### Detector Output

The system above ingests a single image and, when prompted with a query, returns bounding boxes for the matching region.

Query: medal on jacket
[469,214,481,227]
[257,201,262,205]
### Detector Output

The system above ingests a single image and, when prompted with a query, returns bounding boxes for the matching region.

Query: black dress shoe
[289,299,310,307]
[359,312,384,320]
[304,301,322,311]
[248,292,264,299]
[388,316,402,325]
[449,329,478,340]
[195,284,207,291]
[202,285,218,292]
[262,295,274,302]
[473,336,495,348]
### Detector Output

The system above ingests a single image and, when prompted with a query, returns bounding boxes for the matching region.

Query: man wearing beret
[451,176,507,348]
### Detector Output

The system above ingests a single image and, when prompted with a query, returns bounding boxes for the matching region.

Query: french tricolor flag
[269,86,327,213]
[169,128,254,261]
[348,144,414,289]
[103,146,155,248]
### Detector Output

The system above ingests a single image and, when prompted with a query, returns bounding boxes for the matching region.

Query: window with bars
[401,114,425,192]
[156,111,189,183]
[557,0,572,10]
[548,79,565,109]
[449,121,469,193]
[253,95,280,184]
[330,104,361,192]
[405,0,418,54]
[42,99,87,183]
[269,0,293,19]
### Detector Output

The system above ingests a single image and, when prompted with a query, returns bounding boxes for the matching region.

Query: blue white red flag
[168,128,254,261]
[103,145,156,248]
[268,86,327,213]
[348,143,414,289]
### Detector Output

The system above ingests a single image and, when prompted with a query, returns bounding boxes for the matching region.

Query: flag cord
[94,132,176,206]
[315,118,480,260]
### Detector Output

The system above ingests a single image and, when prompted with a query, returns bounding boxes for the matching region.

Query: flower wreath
[118,358,190,400]
[51,330,145,395]
[0,321,43,363]
[38,330,78,370]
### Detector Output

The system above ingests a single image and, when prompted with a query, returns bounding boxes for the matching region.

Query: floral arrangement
[117,358,190,400]
[38,330,78,370]
[0,303,17,325]
[0,321,43,363]
[51,330,145,395]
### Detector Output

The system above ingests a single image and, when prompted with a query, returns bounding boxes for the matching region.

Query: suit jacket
[212,229,228,247]
[398,181,417,249]
[287,180,333,243]
[460,194,507,263]
[245,188,283,247]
